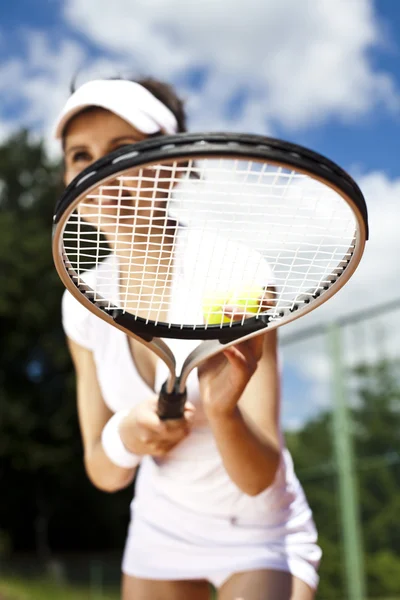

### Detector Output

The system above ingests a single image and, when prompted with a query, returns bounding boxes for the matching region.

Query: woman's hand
[199,287,275,421]
[119,396,195,458]
[198,326,281,495]
[198,334,264,421]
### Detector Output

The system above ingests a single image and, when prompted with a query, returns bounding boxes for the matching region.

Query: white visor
[54,79,179,139]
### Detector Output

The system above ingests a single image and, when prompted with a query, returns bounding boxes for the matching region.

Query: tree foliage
[287,358,400,599]
[0,131,132,560]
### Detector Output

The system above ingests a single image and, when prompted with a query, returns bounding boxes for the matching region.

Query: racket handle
[157,382,187,420]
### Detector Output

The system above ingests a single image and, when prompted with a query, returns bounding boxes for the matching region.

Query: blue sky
[1,0,399,181]
[2,0,400,165]
[1,0,399,428]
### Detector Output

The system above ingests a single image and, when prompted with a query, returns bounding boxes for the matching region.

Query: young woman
[55,76,322,600]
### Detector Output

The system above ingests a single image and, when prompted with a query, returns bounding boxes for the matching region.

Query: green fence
[280,298,400,600]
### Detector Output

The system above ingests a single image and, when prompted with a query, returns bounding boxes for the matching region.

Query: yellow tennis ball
[202,287,263,325]
[227,286,264,313]
[202,292,231,325]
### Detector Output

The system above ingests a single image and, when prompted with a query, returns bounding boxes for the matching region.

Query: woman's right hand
[119,396,195,458]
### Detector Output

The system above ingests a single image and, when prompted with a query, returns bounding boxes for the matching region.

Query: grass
[1,577,400,600]
[0,577,119,600]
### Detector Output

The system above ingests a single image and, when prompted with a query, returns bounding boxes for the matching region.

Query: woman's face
[63,108,168,238]
[63,107,147,184]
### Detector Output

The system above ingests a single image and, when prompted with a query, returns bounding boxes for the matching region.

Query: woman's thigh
[122,574,212,600]
[217,569,316,600]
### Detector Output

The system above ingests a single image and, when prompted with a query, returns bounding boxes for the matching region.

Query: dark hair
[69,75,187,133]
[135,77,187,133]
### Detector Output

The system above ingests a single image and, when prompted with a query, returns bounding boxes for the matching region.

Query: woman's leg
[122,574,212,600]
[217,569,316,600]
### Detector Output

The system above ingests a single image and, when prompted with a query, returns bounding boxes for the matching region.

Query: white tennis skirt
[122,495,322,590]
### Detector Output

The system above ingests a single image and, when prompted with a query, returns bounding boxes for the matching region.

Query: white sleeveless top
[61,232,314,533]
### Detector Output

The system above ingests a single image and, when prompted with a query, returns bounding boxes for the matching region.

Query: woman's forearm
[207,406,281,496]
[84,440,137,493]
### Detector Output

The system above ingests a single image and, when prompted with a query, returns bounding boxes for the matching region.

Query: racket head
[53,132,368,342]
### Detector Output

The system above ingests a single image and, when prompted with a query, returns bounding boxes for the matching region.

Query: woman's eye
[72,151,91,163]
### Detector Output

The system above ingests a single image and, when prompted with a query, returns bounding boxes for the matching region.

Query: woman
[55,76,321,600]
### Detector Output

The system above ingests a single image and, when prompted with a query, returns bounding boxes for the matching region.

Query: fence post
[328,323,366,600]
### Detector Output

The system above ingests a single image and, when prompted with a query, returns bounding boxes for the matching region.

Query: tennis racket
[52,132,368,419]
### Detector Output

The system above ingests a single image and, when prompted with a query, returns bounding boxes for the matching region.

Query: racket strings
[62,157,356,327]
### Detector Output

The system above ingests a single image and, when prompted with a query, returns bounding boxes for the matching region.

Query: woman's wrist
[101,410,141,469]
[204,403,241,425]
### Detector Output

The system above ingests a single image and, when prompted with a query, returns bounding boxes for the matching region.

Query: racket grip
[157,382,187,420]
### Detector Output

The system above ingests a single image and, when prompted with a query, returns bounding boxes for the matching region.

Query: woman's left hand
[198,331,264,421]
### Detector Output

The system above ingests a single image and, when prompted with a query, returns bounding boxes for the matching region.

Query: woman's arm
[67,337,194,493]
[67,337,137,493]
[199,330,281,496]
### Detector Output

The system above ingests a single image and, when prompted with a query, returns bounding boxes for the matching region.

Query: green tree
[352,358,400,597]
[0,131,132,567]
[286,411,344,599]
[286,356,400,599]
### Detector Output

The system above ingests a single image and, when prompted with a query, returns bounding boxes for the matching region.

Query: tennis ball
[202,287,263,325]
[228,286,264,314]
[202,292,231,325]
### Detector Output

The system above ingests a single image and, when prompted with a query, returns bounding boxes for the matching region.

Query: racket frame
[53,132,369,416]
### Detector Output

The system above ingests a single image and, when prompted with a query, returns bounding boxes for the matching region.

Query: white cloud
[282,169,400,333]
[0,0,398,152]
[278,169,400,421]
[0,120,13,144]
[281,300,400,427]
[0,32,128,157]
[63,0,399,131]
[283,415,306,432]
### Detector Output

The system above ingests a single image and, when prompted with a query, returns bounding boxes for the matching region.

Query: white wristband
[101,410,141,469]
